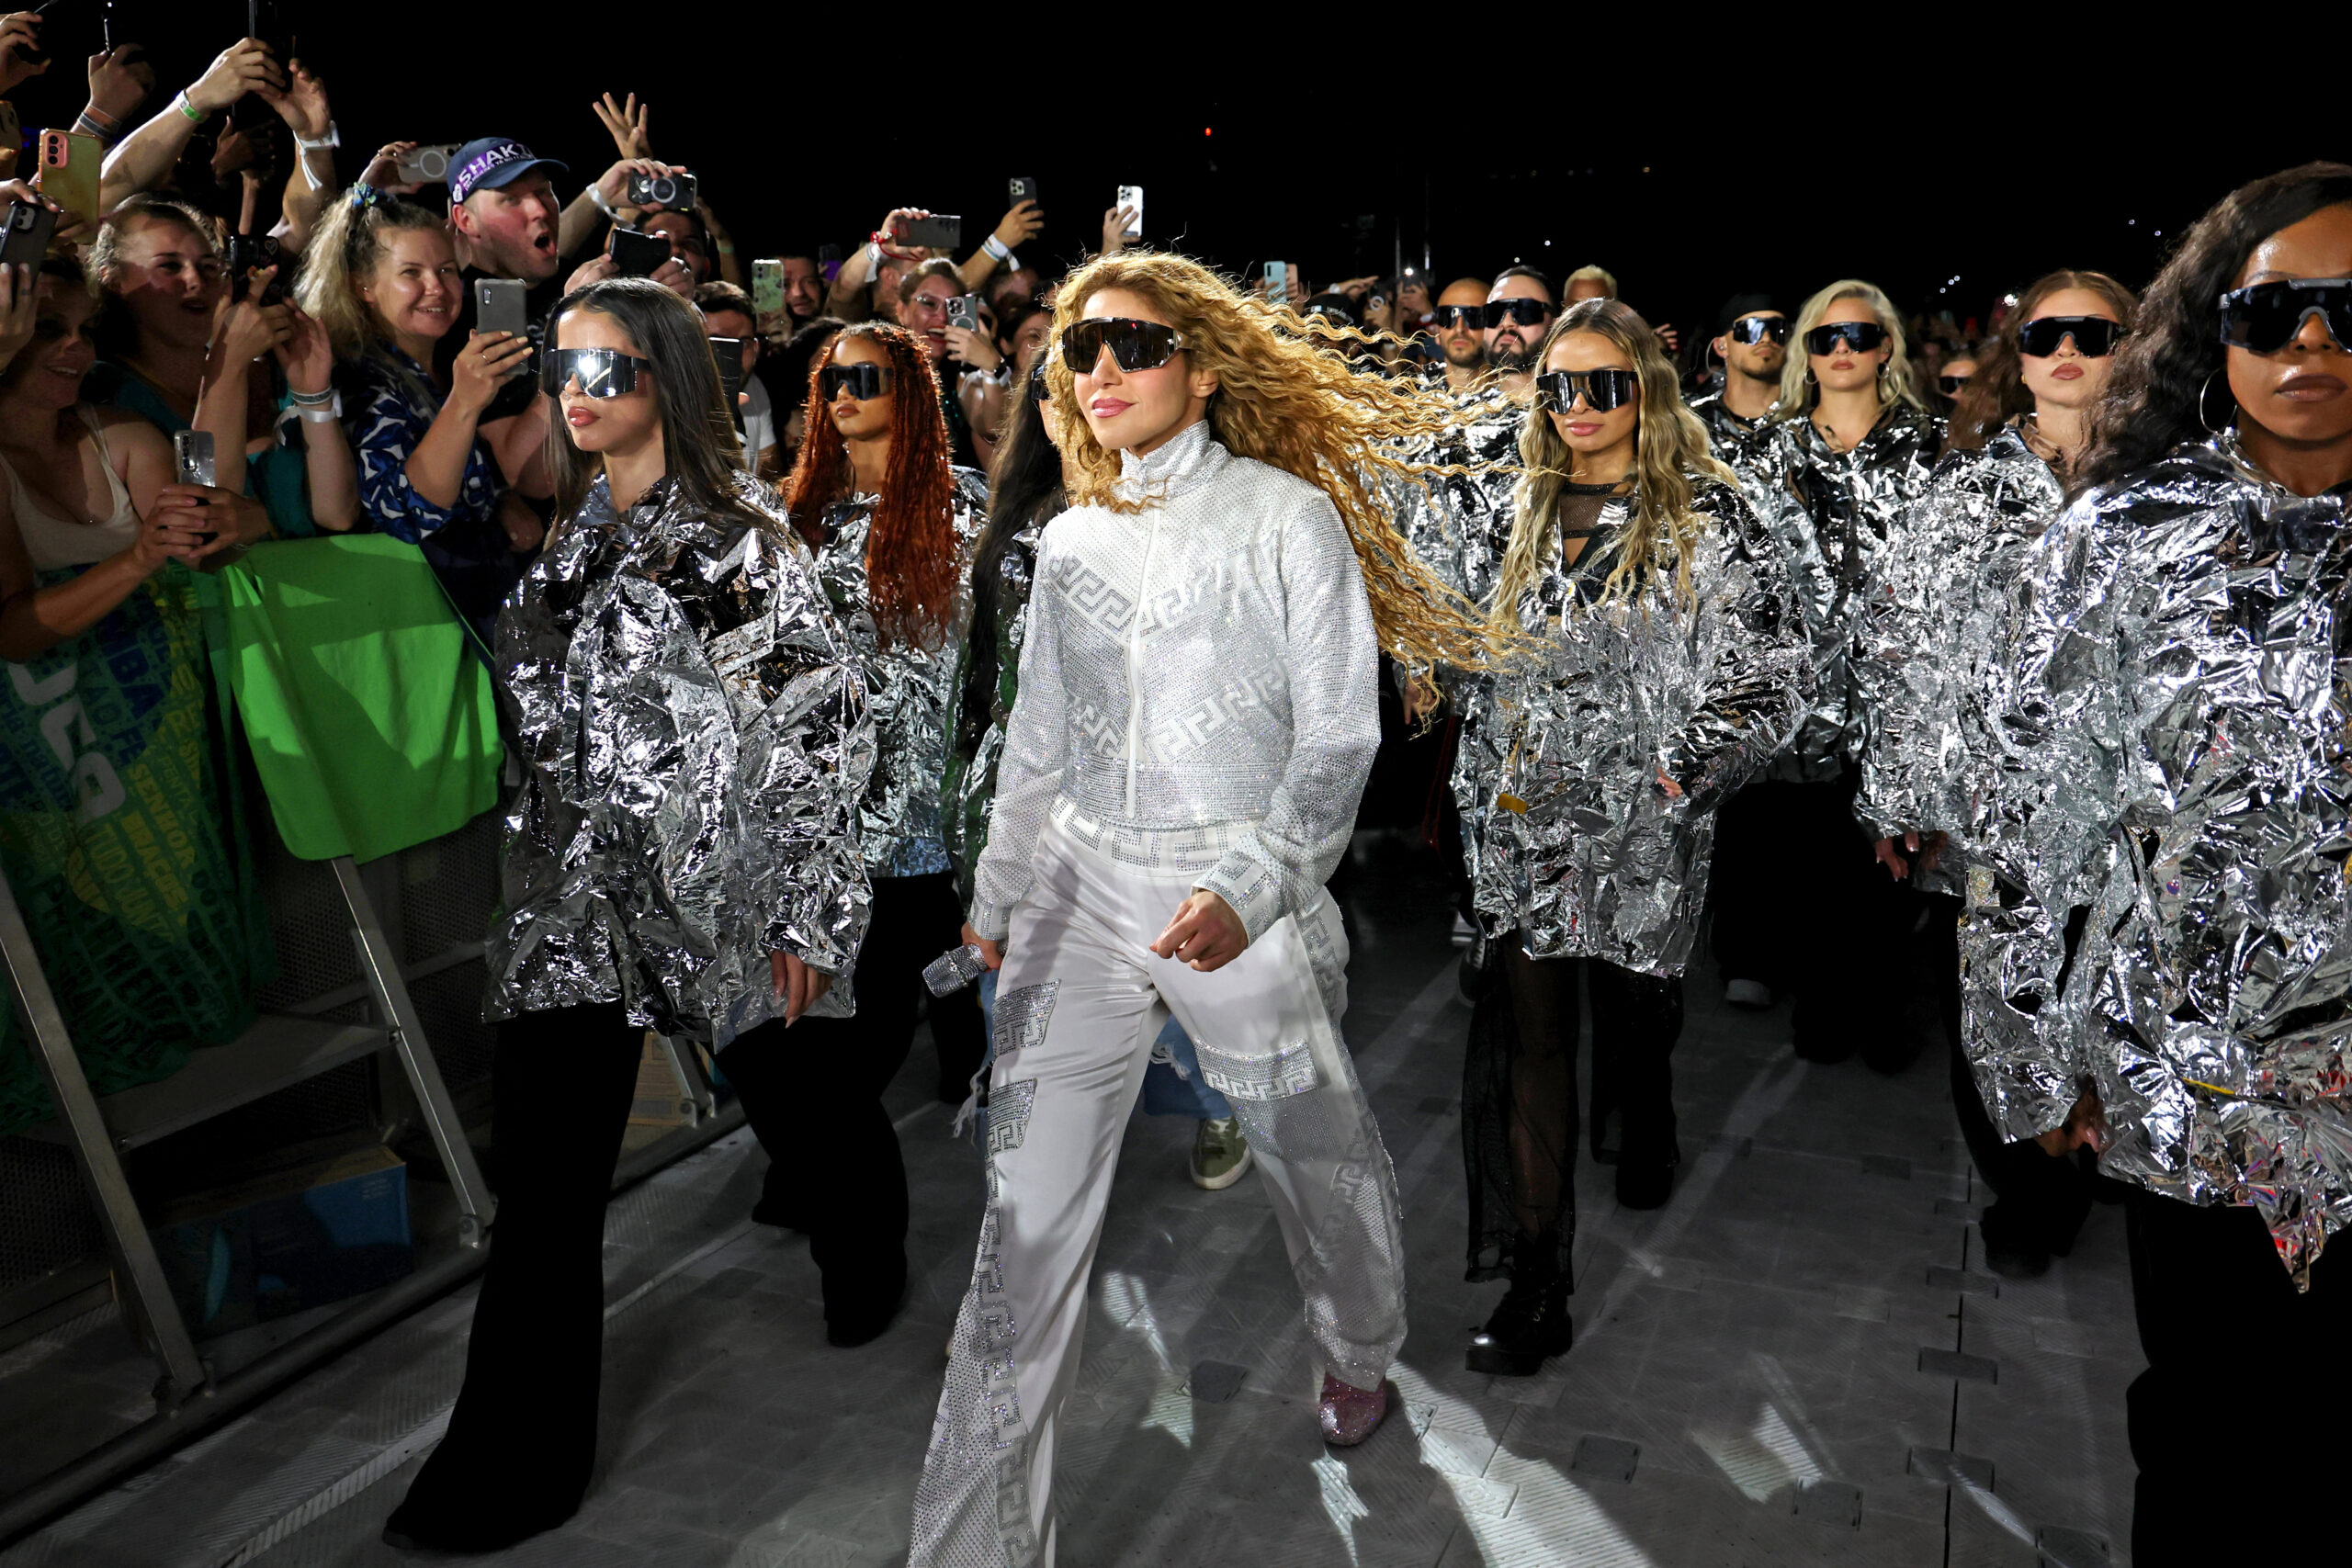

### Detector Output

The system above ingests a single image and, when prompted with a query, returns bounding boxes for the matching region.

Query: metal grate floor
[0,835,2142,1566]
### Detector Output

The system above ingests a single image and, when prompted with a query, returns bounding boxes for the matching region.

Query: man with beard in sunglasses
[1432,277,1495,391]
[1690,293,1788,451]
[1482,265,1557,400]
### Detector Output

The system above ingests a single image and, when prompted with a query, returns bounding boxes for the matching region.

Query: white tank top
[0,407,142,571]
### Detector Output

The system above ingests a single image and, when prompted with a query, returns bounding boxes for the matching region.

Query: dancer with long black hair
[384,277,869,1552]
[910,252,1510,1564]
[1452,299,1806,1373]
[1985,164,2352,1567]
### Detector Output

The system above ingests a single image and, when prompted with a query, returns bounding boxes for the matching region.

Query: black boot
[1466,1259,1574,1377]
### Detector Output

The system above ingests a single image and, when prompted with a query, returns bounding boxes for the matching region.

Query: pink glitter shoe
[1318,1373,1388,1447]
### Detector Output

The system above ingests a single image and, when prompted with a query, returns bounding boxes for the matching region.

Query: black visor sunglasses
[1803,321,1888,355]
[2217,277,2352,355]
[1727,315,1790,346]
[1028,363,1049,403]
[2018,316,2126,358]
[1939,374,1971,396]
[544,347,652,399]
[1482,298,1555,329]
[1060,317,1186,375]
[1535,367,1640,413]
[818,362,891,401]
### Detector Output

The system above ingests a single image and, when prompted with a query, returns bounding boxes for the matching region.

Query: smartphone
[1262,260,1285,299]
[1116,185,1143,239]
[475,276,528,341]
[816,242,842,283]
[710,336,744,431]
[227,231,283,304]
[394,142,457,185]
[0,200,56,269]
[752,258,784,317]
[1008,176,1038,209]
[946,295,980,334]
[245,0,292,71]
[606,225,672,278]
[890,213,962,250]
[173,429,216,490]
[35,130,98,230]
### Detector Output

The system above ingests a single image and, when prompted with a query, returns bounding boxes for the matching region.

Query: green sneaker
[1190,1117,1254,1190]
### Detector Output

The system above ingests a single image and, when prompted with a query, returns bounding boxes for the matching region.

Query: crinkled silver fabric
[808,468,989,878]
[947,516,1044,905]
[1382,378,1525,607]
[1742,405,1945,781]
[1854,423,2064,892]
[483,473,874,1045]
[1983,433,2352,1284]
[968,419,1379,945]
[1686,388,1772,456]
[1454,479,1810,973]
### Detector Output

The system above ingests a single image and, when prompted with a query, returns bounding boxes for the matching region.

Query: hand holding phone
[35,130,99,231]
[891,212,962,251]
[1116,186,1143,239]
[606,225,672,278]
[752,259,785,317]
[0,200,56,270]
[1262,260,1285,301]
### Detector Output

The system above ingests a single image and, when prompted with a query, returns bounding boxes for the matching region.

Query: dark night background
[6,17,2341,338]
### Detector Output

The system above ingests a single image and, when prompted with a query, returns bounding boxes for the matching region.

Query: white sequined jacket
[967,421,1378,944]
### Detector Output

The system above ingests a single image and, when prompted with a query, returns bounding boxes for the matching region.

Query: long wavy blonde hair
[1774,277,1928,418]
[1048,251,1510,674]
[1491,299,1734,615]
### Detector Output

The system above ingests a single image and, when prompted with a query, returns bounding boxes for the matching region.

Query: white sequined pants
[909,812,1408,1568]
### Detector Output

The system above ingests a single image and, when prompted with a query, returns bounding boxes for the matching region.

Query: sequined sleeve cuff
[969,900,1014,944]
[1194,853,1285,945]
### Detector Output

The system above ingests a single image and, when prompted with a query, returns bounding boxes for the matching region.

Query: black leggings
[1464,944,1682,1283]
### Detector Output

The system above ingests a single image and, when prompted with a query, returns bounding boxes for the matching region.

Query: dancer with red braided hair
[721,321,989,1348]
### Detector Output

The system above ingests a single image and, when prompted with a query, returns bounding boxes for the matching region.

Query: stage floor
[3,832,2141,1567]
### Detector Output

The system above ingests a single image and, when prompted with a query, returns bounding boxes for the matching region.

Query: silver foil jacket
[968,420,1379,945]
[1855,423,2064,892]
[944,515,1043,906]
[1385,379,1525,610]
[484,473,875,1045]
[1686,388,1770,455]
[1741,405,1945,781]
[1984,434,2352,1284]
[1454,479,1809,974]
[807,469,989,879]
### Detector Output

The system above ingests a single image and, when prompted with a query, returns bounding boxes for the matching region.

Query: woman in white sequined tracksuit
[909,253,1510,1567]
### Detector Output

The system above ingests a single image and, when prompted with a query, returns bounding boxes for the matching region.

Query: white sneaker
[1724,978,1772,1009]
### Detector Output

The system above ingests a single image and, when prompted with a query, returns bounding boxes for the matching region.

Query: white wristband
[590,185,621,220]
[294,123,340,152]
[981,233,1009,263]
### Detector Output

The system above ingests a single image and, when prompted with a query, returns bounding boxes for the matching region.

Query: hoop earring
[1804,368,1817,387]
[2198,371,2235,436]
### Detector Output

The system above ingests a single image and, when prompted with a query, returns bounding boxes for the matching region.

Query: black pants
[722,870,969,1299]
[1713,773,1903,1060]
[393,1000,729,1532]
[1464,947,1683,1283]
[2125,1191,2352,1565]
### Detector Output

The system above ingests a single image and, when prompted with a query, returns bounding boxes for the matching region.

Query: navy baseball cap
[448,138,569,206]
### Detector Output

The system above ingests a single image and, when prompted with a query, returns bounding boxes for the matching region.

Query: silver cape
[968,420,1378,945]
[1454,479,1809,974]
[1982,433,2352,1283]
[483,472,875,1045]
[807,469,989,879]
[1854,423,2064,891]
[1743,404,1946,780]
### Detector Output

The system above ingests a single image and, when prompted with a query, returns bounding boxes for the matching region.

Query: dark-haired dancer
[1450,300,1805,1373]
[911,254,1510,1564]
[1984,164,2352,1568]
[384,277,870,1553]
[1853,268,2137,1274]
[722,321,989,1343]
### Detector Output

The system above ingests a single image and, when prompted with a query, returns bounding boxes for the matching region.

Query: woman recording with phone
[1724,278,1941,1070]
[1452,300,1806,1376]
[743,320,988,1342]
[1852,268,2136,1275]
[295,189,545,642]
[0,247,277,1144]
[910,252,1514,1565]
[1984,163,2352,1567]
[381,276,872,1555]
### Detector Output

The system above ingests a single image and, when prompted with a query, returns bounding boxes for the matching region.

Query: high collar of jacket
[1114,419,1226,504]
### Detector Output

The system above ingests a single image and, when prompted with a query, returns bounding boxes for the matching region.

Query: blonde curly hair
[1047,251,1512,675]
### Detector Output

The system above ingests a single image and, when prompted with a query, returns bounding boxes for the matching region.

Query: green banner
[215,535,503,863]
[0,565,276,1136]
